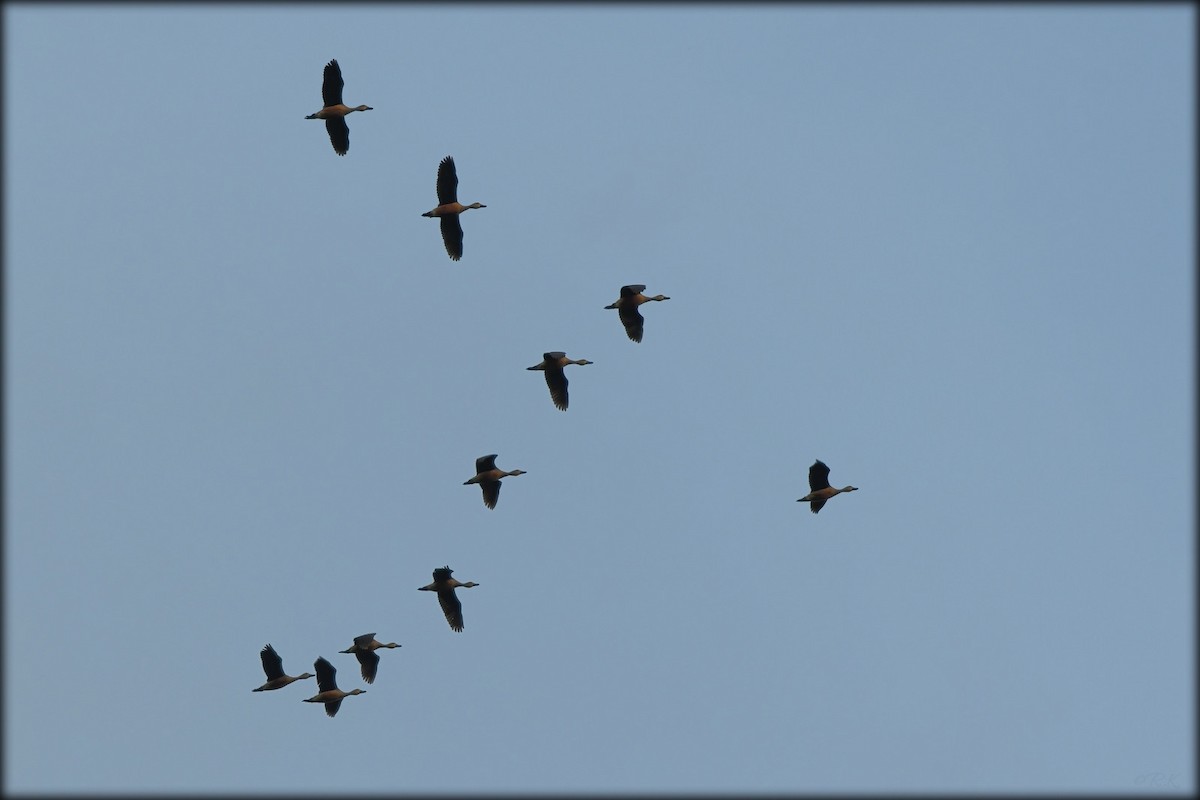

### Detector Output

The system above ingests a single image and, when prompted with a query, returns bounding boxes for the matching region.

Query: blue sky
[4,4,1194,795]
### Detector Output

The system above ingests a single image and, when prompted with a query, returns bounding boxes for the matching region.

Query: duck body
[527,351,593,411]
[463,454,526,509]
[304,59,372,156]
[419,566,479,632]
[422,156,486,260]
[252,644,315,692]
[338,633,400,685]
[605,284,670,343]
[797,459,859,514]
[305,103,372,120]
[303,656,365,717]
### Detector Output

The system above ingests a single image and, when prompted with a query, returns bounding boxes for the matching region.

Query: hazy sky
[5,4,1193,795]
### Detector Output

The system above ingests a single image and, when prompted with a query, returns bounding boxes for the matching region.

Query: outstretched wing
[325,117,350,156]
[321,59,344,107]
[439,215,464,261]
[618,305,645,343]
[808,460,832,492]
[313,656,338,694]
[260,644,285,680]
[439,589,465,632]
[544,369,569,411]
[355,649,381,684]
[435,156,459,205]
[480,479,501,509]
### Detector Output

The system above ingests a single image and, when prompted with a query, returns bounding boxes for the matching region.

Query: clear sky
[4,4,1193,795]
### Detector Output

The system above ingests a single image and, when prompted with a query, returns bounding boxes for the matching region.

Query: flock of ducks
[252,564,478,717]
[257,57,860,718]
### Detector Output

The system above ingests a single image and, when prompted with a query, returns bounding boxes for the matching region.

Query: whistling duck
[252,644,315,692]
[527,351,593,411]
[338,633,401,685]
[303,656,365,717]
[304,59,373,156]
[422,156,486,261]
[797,460,859,514]
[605,285,670,343]
[464,454,526,509]
[419,566,479,633]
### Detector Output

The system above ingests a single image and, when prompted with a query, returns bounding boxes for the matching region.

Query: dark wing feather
[433,566,453,583]
[618,305,645,343]
[313,656,338,693]
[324,699,343,718]
[435,156,459,205]
[439,215,464,261]
[439,589,465,632]
[260,644,285,680]
[355,649,381,684]
[321,59,344,107]
[620,284,646,298]
[325,117,350,156]
[475,454,498,473]
[808,460,832,492]
[544,369,569,411]
[809,497,828,514]
[352,633,375,649]
[480,479,501,509]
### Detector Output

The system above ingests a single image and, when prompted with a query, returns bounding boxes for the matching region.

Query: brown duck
[797,460,859,514]
[422,156,486,260]
[527,351,593,411]
[302,656,365,717]
[304,59,373,156]
[252,644,315,692]
[419,566,479,632]
[605,284,670,343]
[463,454,526,509]
[338,633,400,685]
